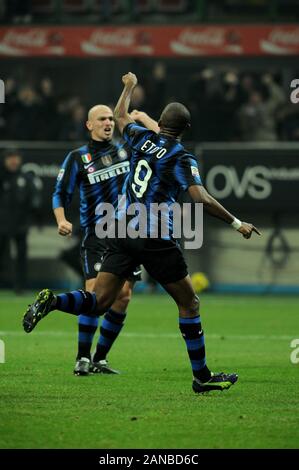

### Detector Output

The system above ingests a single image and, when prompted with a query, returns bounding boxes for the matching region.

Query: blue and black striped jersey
[52,139,130,228]
[121,122,202,237]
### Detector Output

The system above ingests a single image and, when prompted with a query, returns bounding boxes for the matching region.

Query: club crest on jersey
[81,153,92,164]
[118,148,128,161]
[94,262,102,272]
[101,155,112,167]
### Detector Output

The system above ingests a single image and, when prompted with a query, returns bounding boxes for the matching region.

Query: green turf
[0,292,298,449]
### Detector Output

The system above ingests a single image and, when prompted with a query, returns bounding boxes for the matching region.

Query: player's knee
[178,294,199,317]
[189,294,200,314]
[95,292,114,315]
[116,285,132,311]
[85,279,96,293]
[115,295,131,312]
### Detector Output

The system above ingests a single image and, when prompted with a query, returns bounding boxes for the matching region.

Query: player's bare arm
[53,207,73,236]
[188,185,261,239]
[114,72,138,134]
[130,110,160,133]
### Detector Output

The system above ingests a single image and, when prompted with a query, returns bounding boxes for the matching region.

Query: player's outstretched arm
[130,110,160,133]
[114,72,138,134]
[188,185,261,239]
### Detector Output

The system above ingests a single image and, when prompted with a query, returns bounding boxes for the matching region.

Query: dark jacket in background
[0,166,42,234]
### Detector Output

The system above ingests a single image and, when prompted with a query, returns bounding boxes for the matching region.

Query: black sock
[77,314,99,360]
[179,315,211,383]
[93,309,126,362]
[54,289,97,315]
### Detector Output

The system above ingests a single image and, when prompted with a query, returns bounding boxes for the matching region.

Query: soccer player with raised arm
[23,74,260,393]
[43,104,144,376]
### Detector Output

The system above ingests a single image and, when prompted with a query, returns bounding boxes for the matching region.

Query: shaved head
[88,104,113,121]
[86,104,115,141]
[159,102,191,137]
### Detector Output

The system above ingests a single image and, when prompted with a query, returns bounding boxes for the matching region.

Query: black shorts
[100,237,188,285]
[80,228,142,281]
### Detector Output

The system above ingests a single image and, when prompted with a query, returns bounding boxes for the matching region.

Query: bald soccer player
[52,104,150,376]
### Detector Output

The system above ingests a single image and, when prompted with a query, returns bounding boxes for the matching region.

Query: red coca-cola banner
[0,25,299,57]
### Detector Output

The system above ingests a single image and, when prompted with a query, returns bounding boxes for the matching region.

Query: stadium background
[0,0,299,452]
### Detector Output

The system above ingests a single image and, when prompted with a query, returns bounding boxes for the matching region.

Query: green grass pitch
[0,292,298,449]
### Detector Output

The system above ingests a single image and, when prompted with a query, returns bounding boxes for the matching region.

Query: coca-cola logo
[3,29,48,48]
[269,28,299,46]
[178,28,226,47]
[88,29,135,47]
[81,28,153,55]
[171,27,242,55]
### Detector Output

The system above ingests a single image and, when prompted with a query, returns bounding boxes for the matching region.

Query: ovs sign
[206,165,272,200]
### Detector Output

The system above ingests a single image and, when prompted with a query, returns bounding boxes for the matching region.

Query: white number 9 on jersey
[132,159,152,198]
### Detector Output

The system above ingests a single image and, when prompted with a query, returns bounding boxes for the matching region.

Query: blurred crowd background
[1,66,299,142]
[0,0,299,24]
[1,1,299,143]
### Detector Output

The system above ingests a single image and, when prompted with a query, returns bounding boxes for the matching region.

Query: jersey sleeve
[52,152,79,210]
[122,122,155,151]
[174,155,202,191]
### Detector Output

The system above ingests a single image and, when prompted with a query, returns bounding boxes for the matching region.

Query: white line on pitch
[0,331,293,341]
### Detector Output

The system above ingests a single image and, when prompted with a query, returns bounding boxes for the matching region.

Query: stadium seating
[156,0,189,13]
[31,0,54,14]
[63,0,89,14]
[134,0,153,14]
[27,0,299,21]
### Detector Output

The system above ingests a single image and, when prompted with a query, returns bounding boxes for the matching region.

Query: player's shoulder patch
[191,166,199,177]
[57,168,65,181]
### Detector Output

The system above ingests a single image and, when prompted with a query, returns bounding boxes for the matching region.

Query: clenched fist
[130,109,145,121]
[58,220,73,237]
[122,72,138,88]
